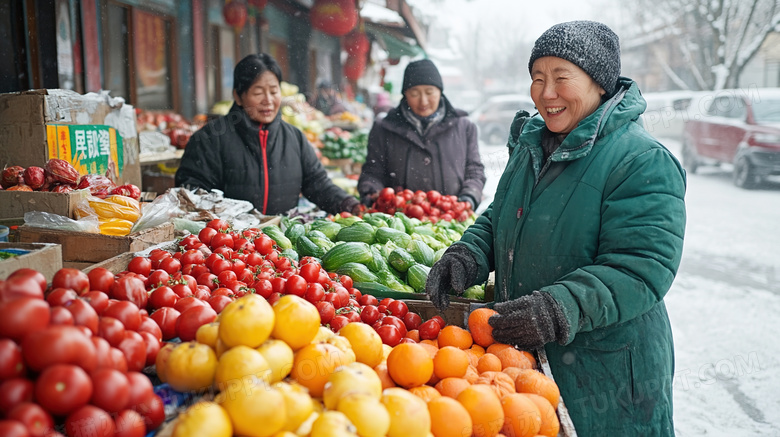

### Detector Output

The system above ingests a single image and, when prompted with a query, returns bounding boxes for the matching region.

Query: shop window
[103,3,129,100]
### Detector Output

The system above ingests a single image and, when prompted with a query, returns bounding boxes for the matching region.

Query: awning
[365,23,425,59]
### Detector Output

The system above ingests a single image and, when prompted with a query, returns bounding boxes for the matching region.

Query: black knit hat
[528,21,621,96]
[402,59,443,93]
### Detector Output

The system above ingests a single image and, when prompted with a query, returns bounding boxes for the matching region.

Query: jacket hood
[508,77,646,161]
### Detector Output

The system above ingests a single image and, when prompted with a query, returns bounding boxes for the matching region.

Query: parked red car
[682,88,780,188]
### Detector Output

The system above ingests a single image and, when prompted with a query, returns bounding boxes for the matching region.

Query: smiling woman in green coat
[426,21,686,435]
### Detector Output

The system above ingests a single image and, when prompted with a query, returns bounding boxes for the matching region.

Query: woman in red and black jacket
[175,53,360,216]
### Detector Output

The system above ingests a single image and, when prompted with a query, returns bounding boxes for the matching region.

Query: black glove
[458,195,476,210]
[339,196,361,215]
[360,191,377,207]
[425,244,478,311]
[488,291,570,349]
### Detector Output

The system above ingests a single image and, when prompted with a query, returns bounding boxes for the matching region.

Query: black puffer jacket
[358,96,486,207]
[175,103,351,215]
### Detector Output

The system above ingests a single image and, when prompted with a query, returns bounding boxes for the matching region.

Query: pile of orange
[381,307,563,437]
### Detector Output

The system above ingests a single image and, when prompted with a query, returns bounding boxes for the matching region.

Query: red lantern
[310,0,358,36]
[343,30,370,56]
[344,55,366,81]
[223,1,248,29]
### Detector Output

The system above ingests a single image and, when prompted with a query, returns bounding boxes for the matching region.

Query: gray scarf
[401,101,446,137]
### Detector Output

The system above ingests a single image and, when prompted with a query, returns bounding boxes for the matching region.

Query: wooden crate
[0,242,62,281]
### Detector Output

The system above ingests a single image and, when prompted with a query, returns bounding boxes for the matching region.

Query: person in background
[313,81,337,115]
[426,21,686,435]
[358,59,486,209]
[175,54,360,216]
[373,91,394,120]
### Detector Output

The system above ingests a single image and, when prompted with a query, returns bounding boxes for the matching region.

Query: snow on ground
[477,138,780,436]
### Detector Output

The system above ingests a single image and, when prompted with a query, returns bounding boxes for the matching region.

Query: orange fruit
[406,330,420,342]
[195,322,220,349]
[502,367,525,383]
[464,365,480,383]
[290,342,350,397]
[437,326,473,350]
[219,294,275,348]
[218,377,286,437]
[417,342,439,358]
[381,387,431,437]
[524,394,559,437]
[470,344,486,357]
[474,371,516,399]
[256,339,294,383]
[272,295,320,350]
[420,338,438,348]
[428,396,473,437]
[433,346,470,379]
[386,343,434,388]
[513,369,560,410]
[519,350,537,369]
[486,343,513,356]
[434,377,471,399]
[339,322,384,368]
[172,401,232,437]
[409,385,442,402]
[465,349,480,368]
[215,345,271,389]
[456,384,504,437]
[477,353,502,374]
[373,363,397,390]
[468,308,497,348]
[495,348,533,370]
[166,342,218,392]
[500,393,542,437]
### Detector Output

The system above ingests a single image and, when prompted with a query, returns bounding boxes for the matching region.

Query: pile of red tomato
[0,268,164,437]
[368,188,473,222]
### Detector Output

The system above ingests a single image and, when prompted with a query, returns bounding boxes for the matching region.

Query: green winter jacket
[457,78,686,435]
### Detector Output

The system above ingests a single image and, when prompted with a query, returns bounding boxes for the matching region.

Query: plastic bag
[24,211,100,233]
[131,190,183,233]
[74,195,141,222]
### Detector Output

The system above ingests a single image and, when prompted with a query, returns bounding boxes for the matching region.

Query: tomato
[342,310,361,324]
[137,317,163,341]
[45,288,77,307]
[158,257,182,275]
[46,306,71,327]
[64,298,99,334]
[244,252,264,267]
[118,331,147,372]
[0,378,34,413]
[135,392,165,431]
[418,319,441,340]
[316,301,335,324]
[86,268,115,294]
[114,409,146,437]
[0,420,30,437]
[0,297,51,342]
[196,272,218,291]
[36,364,93,416]
[149,250,171,270]
[1,275,44,302]
[64,405,115,436]
[125,372,154,408]
[379,187,395,201]
[103,301,142,331]
[22,325,97,372]
[379,298,394,307]
[210,257,233,275]
[206,219,230,231]
[173,296,206,314]
[376,324,402,346]
[403,312,422,331]
[145,270,170,289]
[98,317,126,347]
[7,402,52,435]
[360,305,381,325]
[5,269,42,294]
[430,315,446,329]
[387,300,408,318]
[323,292,341,308]
[284,275,307,297]
[149,286,178,309]
[198,226,218,245]
[0,339,24,380]
[90,368,130,413]
[251,279,273,299]
[139,332,161,367]
[81,290,110,315]
[216,270,237,285]
[334,287,350,308]
[358,294,378,306]
[149,307,180,340]
[210,233,234,250]
[303,282,325,304]
[253,235,275,255]
[427,190,442,204]
[329,315,349,333]
[110,348,129,373]
[127,257,152,277]
[207,295,233,313]
[273,256,292,272]
[267,292,282,306]
[176,306,217,342]
[382,315,407,338]
[91,336,115,371]
[298,263,320,283]
[52,268,90,295]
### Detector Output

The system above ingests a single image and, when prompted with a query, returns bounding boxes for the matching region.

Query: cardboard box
[17,222,175,264]
[0,89,141,187]
[0,242,62,281]
[0,189,90,220]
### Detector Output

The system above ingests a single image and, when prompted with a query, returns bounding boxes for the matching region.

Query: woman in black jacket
[358,59,486,209]
[175,54,360,216]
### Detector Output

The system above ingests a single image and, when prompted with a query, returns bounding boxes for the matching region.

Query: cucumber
[362,214,388,228]
[280,248,299,262]
[367,246,389,272]
[296,235,324,258]
[376,269,410,292]
[407,264,431,293]
[407,240,435,267]
[375,227,411,247]
[321,242,374,272]
[352,281,396,295]
[309,220,342,240]
[334,215,363,226]
[284,223,306,245]
[336,221,376,244]
[262,225,292,250]
[336,262,380,283]
[387,248,416,273]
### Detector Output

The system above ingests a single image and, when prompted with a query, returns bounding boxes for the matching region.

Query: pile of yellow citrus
[156,295,561,437]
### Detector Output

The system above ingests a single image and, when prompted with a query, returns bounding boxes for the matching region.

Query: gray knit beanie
[528,21,621,96]
[402,59,444,93]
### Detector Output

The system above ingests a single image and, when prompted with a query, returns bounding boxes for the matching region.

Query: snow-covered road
[477,139,780,436]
